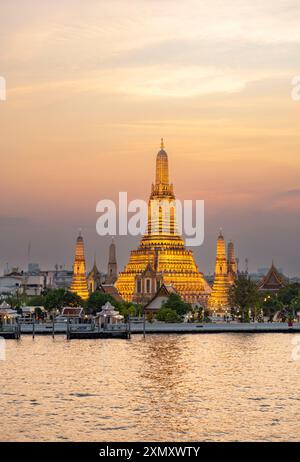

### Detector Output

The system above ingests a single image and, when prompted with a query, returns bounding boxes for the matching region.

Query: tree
[44,289,83,312]
[290,295,300,319]
[229,275,260,322]
[156,307,181,323]
[161,294,191,318]
[261,294,283,321]
[28,295,46,307]
[6,293,29,309]
[86,291,117,315]
[277,283,300,306]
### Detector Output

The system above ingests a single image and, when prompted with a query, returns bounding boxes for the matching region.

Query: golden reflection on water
[1,334,300,441]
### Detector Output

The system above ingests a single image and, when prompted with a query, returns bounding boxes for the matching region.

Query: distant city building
[27,263,40,275]
[0,268,23,295]
[69,231,89,300]
[53,269,73,289]
[116,139,211,304]
[23,275,45,296]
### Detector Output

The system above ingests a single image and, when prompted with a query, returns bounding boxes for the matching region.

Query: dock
[129,321,300,335]
[1,321,300,339]
[67,330,130,339]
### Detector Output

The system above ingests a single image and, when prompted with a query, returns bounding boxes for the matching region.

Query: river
[1,334,299,441]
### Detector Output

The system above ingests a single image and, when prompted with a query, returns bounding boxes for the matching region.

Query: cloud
[100,38,300,72]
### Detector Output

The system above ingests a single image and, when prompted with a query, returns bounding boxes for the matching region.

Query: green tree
[86,291,117,315]
[229,275,260,322]
[261,294,283,321]
[290,295,300,319]
[277,283,300,306]
[161,293,191,318]
[6,293,29,309]
[44,289,83,312]
[28,295,46,307]
[156,307,181,323]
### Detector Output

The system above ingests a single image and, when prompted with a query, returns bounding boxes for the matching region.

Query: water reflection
[0,334,300,441]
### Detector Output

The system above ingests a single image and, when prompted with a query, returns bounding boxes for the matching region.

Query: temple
[116,139,210,304]
[87,255,101,293]
[227,240,237,284]
[257,262,287,292]
[69,231,89,300]
[208,230,231,313]
[105,238,118,284]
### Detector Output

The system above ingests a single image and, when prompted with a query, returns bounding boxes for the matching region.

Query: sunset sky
[1,0,300,276]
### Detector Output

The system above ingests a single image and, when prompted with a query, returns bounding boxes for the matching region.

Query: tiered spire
[155,137,169,186]
[116,139,210,304]
[227,240,237,283]
[208,230,230,313]
[70,231,89,300]
[105,238,118,284]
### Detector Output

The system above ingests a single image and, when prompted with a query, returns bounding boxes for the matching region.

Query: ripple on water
[1,334,300,441]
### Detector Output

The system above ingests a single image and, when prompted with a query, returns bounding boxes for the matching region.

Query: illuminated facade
[116,139,210,304]
[208,230,230,313]
[70,231,89,300]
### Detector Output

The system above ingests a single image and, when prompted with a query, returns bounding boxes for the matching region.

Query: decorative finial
[160,137,164,150]
[78,227,82,237]
[219,227,223,237]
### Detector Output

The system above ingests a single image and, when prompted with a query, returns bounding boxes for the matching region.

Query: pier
[1,320,300,339]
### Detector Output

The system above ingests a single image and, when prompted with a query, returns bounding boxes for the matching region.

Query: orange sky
[1,0,300,275]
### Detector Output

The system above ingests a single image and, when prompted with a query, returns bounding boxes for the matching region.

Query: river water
[1,334,299,441]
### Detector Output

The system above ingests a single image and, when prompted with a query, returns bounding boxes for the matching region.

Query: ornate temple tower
[87,255,102,293]
[116,139,210,304]
[105,238,118,284]
[208,230,230,313]
[227,240,237,284]
[69,231,89,300]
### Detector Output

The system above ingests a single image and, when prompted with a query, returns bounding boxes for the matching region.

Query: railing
[0,322,21,339]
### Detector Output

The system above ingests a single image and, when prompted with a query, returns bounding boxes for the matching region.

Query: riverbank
[1,321,300,339]
[130,322,300,334]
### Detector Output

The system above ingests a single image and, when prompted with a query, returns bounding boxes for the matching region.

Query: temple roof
[61,307,84,317]
[143,283,178,310]
[97,284,123,302]
[88,255,100,277]
[257,262,287,291]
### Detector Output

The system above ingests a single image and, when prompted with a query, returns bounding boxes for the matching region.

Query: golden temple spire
[156,138,169,186]
[208,230,230,313]
[70,231,89,300]
[116,140,209,305]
